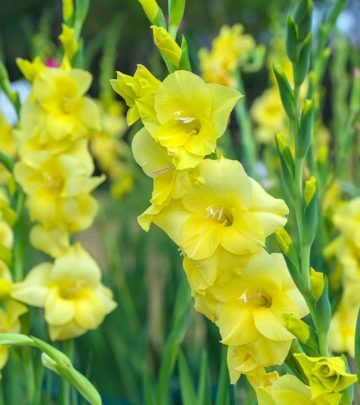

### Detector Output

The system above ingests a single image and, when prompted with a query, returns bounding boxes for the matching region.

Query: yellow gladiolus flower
[14,142,104,233]
[256,374,342,405]
[251,87,288,144]
[333,197,360,249]
[0,264,27,369]
[216,250,308,366]
[132,127,198,208]
[199,24,256,87]
[16,57,46,82]
[140,71,241,169]
[329,297,358,357]
[0,300,28,369]
[30,225,70,258]
[227,345,279,385]
[294,353,357,399]
[16,67,100,151]
[151,26,181,67]
[12,243,117,341]
[183,249,251,322]
[110,64,160,125]
[142,158,288,260]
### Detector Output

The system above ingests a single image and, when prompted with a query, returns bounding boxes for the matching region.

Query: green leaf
[157,279,192,405]
[179,35,192,71]
[215,348,230,405]
[178,351,197,405]
[168,0,185,36]
[294,0,313,41]
[294,34,312,86]
[286,16,299,62]
[197,350,211,405]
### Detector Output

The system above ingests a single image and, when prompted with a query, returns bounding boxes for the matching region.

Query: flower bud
[151,25,181,67]
[310,267,324,301]
[138,0,161,23]
[285,314,310,344]
[304,176,317,205]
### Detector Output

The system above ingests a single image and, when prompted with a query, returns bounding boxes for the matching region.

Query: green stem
[22,348,36,404]
[13,189,25,282]
[0,152,14,172]
[60,340,75,405]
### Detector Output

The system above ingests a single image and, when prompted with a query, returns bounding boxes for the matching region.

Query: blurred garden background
[0,0,359,404]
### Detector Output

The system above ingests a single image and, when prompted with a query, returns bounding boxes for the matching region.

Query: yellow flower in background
[0,263,27,369]
[333,197,360,249]
[294,353,357,399]
[329,275,360,357]
[110,64,160,125]
[251,87,288,143]
[151,26,181,67]
[199,24,256,87]
[30,225,70,258]
[0,113,17,184]
[12,243,116,341]
[14,142,104,233]
[16,67,100,152]
[16,56,46,82]
[91,100,134,200]
[216,251,308,366]
[0,300,28,369]
[256,374,342,405]
[140,71,241,169]
[143,158,288,260]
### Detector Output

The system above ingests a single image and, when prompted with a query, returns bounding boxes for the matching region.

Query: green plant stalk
[60,339,75,405]
[235,73,257,178]
[291,76,329,356]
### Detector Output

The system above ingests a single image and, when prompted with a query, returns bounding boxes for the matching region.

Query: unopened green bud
[286,16,299,62]
[285,314,310,344]
[273,66,296,120]
[296,99,314,157]
[294,34,312,85]
[294,0,313,41]
[304,176,317,205]
[310,267,324,301]
[138,0,165,27]
[275,228,293,253]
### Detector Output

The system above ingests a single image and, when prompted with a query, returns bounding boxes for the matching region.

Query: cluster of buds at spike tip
[286,0,313,86]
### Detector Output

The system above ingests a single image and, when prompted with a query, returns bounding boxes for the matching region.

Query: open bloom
[183,249,252,322]
[143,158,288,260]
[14,141,104,233]
[12,244,116,340]
[16,67,100,153]
[132,127,198,207]
[216,250,308,367]
[256,374,342,405]
[294,353,357,399]
[139,71,241,169]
